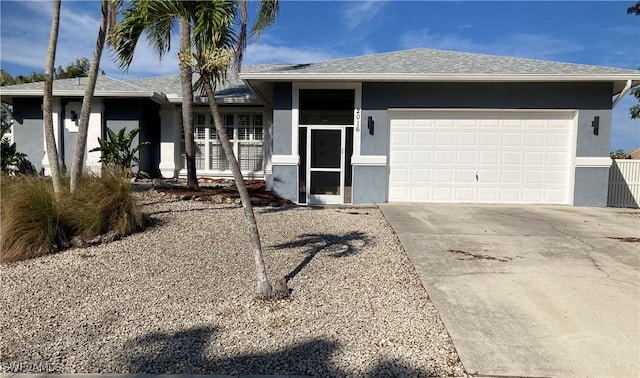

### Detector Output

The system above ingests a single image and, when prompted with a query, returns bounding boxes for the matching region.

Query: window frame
[181,110,265,175]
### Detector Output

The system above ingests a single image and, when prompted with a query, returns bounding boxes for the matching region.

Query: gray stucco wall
[575,109,611,157]
[12,98,44,172]
[352,166,387,203]
[574,167,610,207]
[272,165,297,202]
[273,82,292,155]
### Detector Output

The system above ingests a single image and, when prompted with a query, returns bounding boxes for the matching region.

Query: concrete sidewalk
[381,204,640,377]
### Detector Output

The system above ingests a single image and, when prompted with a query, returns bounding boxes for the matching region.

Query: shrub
[60,172,145,238]
[1,173,146,263]
[0,176,65,263]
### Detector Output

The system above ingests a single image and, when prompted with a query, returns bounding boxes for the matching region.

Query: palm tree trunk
[203,76,272,298]
[179,18,198,190]
[69,0,108,194]
[43,0,62,195]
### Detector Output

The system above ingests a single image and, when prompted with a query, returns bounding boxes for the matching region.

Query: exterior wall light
[70,110,78,122]
[367,116,374,135]
[592,116,599,136]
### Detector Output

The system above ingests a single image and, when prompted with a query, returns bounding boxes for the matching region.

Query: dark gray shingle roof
[0,75,147,93]
[242,48,640,76]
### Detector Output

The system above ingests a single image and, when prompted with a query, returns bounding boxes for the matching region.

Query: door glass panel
[310,172,341,195]
[311,130,341,168]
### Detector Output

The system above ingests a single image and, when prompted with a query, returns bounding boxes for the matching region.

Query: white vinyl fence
[608,159,640,208]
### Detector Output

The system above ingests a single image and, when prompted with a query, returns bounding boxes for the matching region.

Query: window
[182,112,264,173]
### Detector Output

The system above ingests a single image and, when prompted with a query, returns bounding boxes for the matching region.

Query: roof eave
[165,93,262,105]
[240,72,640,82]
[0,90,167,103]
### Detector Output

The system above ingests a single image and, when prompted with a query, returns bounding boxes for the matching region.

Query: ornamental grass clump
[60,172,145,239]
[1,172,146,263]
[0,175,65,263]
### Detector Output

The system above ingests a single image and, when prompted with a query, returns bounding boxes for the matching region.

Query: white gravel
[1,192,465,376]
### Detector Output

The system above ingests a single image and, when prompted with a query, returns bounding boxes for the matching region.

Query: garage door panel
[478,187,498,201]
[434,151,455,164]
[547,152,568,166]
[433,187,453,201]
[479,151,499,164]
[455,187,475,201]
[456,169,476,183]
[545,189,566,202]
[412,150,431,164]
[503,133,522,146]
[413,132,432,145]
[388,111,574,204]
[434,169,453,182]
[525,133,545,147]
[457,151,476,164]
[502,151,522,165]
[480,133,500,146]
[524,170,544,184]
[501,170,521,184]
[390,148,410,163]
[458,132,476,145]
[479,170,498,183]
[436,132,455,145]
[523,188,543,202]
[524,152,544,165]
[411,168,430,182]
[546,171,567,184]
[390,131,411,145]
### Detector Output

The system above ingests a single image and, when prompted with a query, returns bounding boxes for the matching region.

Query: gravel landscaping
[0,190,465,376]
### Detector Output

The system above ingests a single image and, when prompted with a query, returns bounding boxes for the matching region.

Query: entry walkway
[380,203,640,377]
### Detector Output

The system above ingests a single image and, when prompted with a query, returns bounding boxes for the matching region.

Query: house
[1,48,639,207]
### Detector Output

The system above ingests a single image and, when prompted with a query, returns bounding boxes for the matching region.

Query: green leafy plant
[89,127,149,176]
[610,149,632,159]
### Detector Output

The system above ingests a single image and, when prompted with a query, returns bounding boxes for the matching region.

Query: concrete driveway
[380,204,639,377]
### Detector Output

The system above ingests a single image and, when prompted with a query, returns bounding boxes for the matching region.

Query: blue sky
[1,1,639,151]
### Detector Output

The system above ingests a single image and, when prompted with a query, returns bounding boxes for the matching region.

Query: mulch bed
[144,179,293,206]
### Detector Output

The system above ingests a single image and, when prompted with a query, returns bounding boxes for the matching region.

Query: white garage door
[388,111,575,204]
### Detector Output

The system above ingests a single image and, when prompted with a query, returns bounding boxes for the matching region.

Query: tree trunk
[203,76,272,298]
[69,0,108,193]
[179,18,199,189]
[43,0,62,195]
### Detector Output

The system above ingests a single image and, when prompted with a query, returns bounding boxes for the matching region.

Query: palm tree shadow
[271,231,372,282]
[121,325,340,375]
[120,325,454,376]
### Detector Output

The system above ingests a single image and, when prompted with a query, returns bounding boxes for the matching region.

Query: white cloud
[0,1,179,79]
[399,28,584,61]
[342,1,387,30]
[244,43,340,64]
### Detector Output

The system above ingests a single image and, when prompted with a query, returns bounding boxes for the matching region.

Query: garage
[388,110,576,204]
